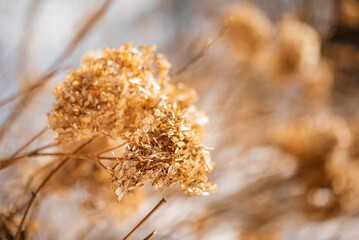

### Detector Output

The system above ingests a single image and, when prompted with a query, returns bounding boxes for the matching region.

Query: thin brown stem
[9,127,47,159]
[143,230,157,240]
[14,138,95,240]
[171,25,227,79]
[96,141,127,157]
[52,0,115,68]
[0,0,115,108]
[122,198,167,240]
[0,72,56,145]
[0,151,119,170]
[0,0,115,148]
[11,160,60,218]
[17,0,44,85]
[0,141,58,170]
[0,68,60,107]
[33,142,60,153]
[96,158,112,173]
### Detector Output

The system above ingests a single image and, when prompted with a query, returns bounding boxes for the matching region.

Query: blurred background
[1,0,359,239]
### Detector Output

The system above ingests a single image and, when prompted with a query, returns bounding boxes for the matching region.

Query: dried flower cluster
[47,43,170,142]
[47,43,216,199]
[113,102,215,200]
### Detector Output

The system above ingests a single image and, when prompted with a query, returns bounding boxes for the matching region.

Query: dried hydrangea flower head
[47,43,170,142]
[47,43,216,199]
[112,101,216,200]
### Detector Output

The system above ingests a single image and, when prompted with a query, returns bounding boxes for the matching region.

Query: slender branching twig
[14,138,95,240]
[171,25,228,79]
[32,142,60,153]
[0,0,115,148]
[143,230,157,240]
[0,152,120,170]
[0,0,115,108]
[9,160,60,220]
[122,198,167,240]
[96,141,127,157]
[9,127,48,159]
[17,0,44,84]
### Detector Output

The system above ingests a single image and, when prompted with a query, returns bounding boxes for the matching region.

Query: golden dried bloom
[47,43,216,199]
[47,43,171,142]
[112,100,216,200]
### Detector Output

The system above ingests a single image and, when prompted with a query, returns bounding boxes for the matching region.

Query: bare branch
[17,0,44,84]
[9,127,48,159]
[0,151,119,170]
[171,25,227,79]
[14,138,95,240]
[143,230,157,240]
[122,198,167,240]
[32,142,60,153]
[0,0,114,108]
[0,0,115,148]
[96,141,127,157]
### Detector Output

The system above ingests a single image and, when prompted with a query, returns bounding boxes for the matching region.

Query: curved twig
[9,127,47,159]
[171,25,227,79]
[96,141,127,157]
[122,198,167,240]
[14,138,95,240]
[0,0,115,108]
[143,230,157,240]
[0,152,119,170]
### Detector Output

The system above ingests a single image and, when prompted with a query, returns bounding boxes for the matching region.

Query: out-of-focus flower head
[340,0,359,28]
[273,16,321,79]
[270,113,359,216]
[224,2,274,66]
